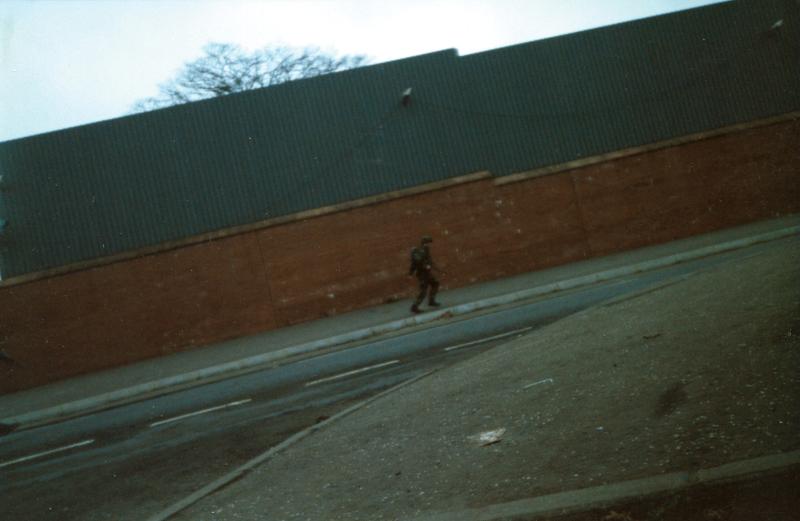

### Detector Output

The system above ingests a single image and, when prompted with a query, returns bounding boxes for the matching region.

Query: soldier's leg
[428,276,440,306]
[411,277,429,312]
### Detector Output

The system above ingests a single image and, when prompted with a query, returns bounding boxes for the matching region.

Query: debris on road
[470,428,506,447]
[523,378,554,389]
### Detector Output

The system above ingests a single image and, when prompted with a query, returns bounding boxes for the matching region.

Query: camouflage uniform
[409,236,441,313]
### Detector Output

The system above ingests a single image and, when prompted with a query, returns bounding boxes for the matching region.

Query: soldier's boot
[410,304,421,314]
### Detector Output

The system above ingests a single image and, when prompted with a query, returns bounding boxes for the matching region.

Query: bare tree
[132,43,369,111]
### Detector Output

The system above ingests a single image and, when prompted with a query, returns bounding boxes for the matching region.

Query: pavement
[1,215,799,434]
[154,218,799,521]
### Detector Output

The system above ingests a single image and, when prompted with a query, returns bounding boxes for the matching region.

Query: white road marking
[0,439,95,469]
[304,360,401,387]
[444,326,533,352]
[149,398,253,428]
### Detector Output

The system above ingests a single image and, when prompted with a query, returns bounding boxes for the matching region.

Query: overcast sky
[0,0,725,142]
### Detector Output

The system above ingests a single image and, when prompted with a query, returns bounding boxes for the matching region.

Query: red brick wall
[1,118,798,393]
[575,121,800,255]
[1,235,277,391]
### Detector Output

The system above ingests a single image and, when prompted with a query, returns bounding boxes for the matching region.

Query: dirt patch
[654,382,688,418]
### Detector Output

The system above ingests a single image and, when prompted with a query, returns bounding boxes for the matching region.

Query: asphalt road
[0,239,785,521]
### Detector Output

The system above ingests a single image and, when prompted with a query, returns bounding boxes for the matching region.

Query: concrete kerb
[408,450,800,521]
[3,224,798,431]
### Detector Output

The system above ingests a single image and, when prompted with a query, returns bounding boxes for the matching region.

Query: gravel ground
[173,239,800,521]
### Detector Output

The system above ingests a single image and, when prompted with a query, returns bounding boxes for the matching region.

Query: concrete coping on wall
[2,220,799,431]
[496,111,800,186]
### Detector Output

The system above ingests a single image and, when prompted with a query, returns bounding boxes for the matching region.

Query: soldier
[408,235,443,313]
